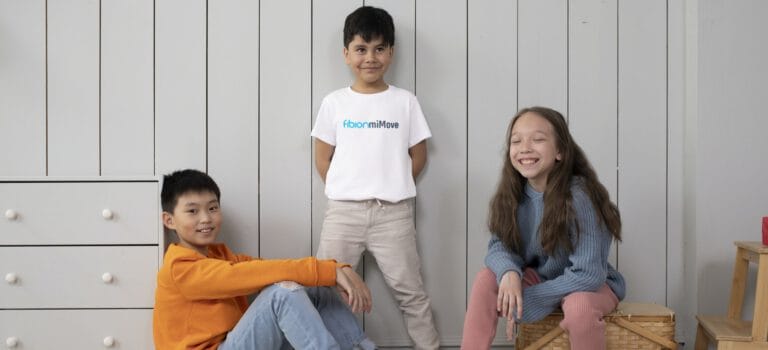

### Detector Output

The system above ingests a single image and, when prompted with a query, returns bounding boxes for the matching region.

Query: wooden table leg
[728,247,750,320]
[752,254,768,342]
[695,323,709,350]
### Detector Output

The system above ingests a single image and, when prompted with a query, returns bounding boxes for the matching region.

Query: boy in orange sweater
[153,169,376,350]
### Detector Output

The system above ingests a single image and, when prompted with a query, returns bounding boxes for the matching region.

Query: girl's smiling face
[509,112,562,192]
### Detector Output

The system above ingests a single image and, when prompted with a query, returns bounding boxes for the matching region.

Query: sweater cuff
[335,262,351,269]
[316,260,339,286]
[497,267,523,285]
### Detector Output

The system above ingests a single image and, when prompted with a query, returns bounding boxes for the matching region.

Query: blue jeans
[218,283,376,350]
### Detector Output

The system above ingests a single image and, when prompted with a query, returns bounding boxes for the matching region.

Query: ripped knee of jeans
[274,281,304,291]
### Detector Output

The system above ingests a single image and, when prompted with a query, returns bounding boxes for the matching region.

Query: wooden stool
[695,241,768,349]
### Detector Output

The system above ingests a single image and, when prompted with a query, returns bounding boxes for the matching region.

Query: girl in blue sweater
[461,107,625,350]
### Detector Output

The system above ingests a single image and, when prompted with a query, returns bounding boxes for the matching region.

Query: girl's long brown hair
[488,107,621,256]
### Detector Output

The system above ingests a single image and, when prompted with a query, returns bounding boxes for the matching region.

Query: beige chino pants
[316,198,440,350]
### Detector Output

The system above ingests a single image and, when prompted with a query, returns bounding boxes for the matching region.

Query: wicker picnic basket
[515,302,677,350]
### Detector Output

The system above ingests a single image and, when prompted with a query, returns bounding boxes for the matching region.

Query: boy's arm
[170,257,339,300]
[315,139,335,182]
[409,140,427,179]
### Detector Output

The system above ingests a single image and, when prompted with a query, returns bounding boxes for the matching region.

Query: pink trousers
[461,267,618,350]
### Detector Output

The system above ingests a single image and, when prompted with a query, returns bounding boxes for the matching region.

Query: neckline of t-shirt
[347,85,392,96]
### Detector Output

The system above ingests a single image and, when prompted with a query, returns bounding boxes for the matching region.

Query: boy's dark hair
[161,169,221,213]
[343,6,395,48]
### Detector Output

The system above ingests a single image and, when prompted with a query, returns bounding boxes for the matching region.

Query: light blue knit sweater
[484,179,626,323]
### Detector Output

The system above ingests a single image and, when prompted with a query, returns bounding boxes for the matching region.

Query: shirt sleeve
[311,96,336,146]
[484,234,525,284]
[518,188,614,323]
[408,95,432,147]
[169,256,339,300]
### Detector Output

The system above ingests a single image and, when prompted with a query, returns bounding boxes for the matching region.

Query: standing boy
[153,169,376,350]
[311,6,439,349]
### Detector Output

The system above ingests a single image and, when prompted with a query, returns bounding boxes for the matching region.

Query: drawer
[0,309,153,349]
[1,246,157,308]
[0,182,158,245]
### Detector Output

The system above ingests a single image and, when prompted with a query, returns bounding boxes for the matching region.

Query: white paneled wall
[47,0,100,176]
[518,0,568,114]
[207,0,261,256]
[0,0,46,176]
[0,0,686,347]
[101,0,154,176]
[617,0,668,306]
[260,0,313,260]
[155,0,206,174]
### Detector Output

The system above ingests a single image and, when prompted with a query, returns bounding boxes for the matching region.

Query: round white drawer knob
[102,273,114,284]
[103,336,115,347]
[101,209,114,220]
[5,273,18,284]
[6,337,19,348]
[5,209,18,220]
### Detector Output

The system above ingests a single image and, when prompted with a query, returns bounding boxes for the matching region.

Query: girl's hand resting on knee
[498,271,523,341]
[498,271,523,321]
[336,266,372,313]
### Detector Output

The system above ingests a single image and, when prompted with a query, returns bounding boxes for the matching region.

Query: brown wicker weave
[515,302,676,350]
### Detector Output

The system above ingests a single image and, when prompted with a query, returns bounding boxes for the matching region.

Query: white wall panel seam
[206,0,209,174]
[258,0,262,258]
[46,0,49,176]
[98,0,102,176]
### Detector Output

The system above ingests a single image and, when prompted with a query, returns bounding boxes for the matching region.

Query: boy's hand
[335,266,372,313]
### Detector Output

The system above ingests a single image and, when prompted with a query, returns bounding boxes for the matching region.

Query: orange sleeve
[233,254,253,263]
[169,255,338,300]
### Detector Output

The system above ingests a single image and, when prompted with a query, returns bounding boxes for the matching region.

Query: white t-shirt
[311,85,432,202]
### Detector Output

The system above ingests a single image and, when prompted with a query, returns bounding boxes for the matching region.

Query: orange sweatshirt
[153,243,341,350]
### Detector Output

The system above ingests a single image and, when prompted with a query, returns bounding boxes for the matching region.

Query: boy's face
[344,34,393,92]
[162,190,222,255]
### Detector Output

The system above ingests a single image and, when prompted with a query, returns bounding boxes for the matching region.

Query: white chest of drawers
[0,178,160,349]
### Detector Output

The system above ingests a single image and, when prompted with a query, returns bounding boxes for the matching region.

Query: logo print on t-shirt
[342,119,400,129]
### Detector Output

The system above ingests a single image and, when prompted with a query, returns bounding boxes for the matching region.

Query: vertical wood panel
[518,0,567,113]
[568,0,617,199]
[618,0,667,305]
[467,0,517,345]
[415,0,467,345]
[155,0,206,174]
[260,0,311,259]
[101,0,154,176]
[667,0,687,340]
[568,0,618,266]
[360,0,420,343]
[47,0,100,176]
[311,0,359,256]
[208,0,260,256]
[0,0,46,176]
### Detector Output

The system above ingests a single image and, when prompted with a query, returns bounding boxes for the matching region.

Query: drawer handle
[5,337,19,348]
[5,273,18,284]
[103,336,115,347]
[102,273,114,284]
[4,209,18,220]
[101,209,114,220]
